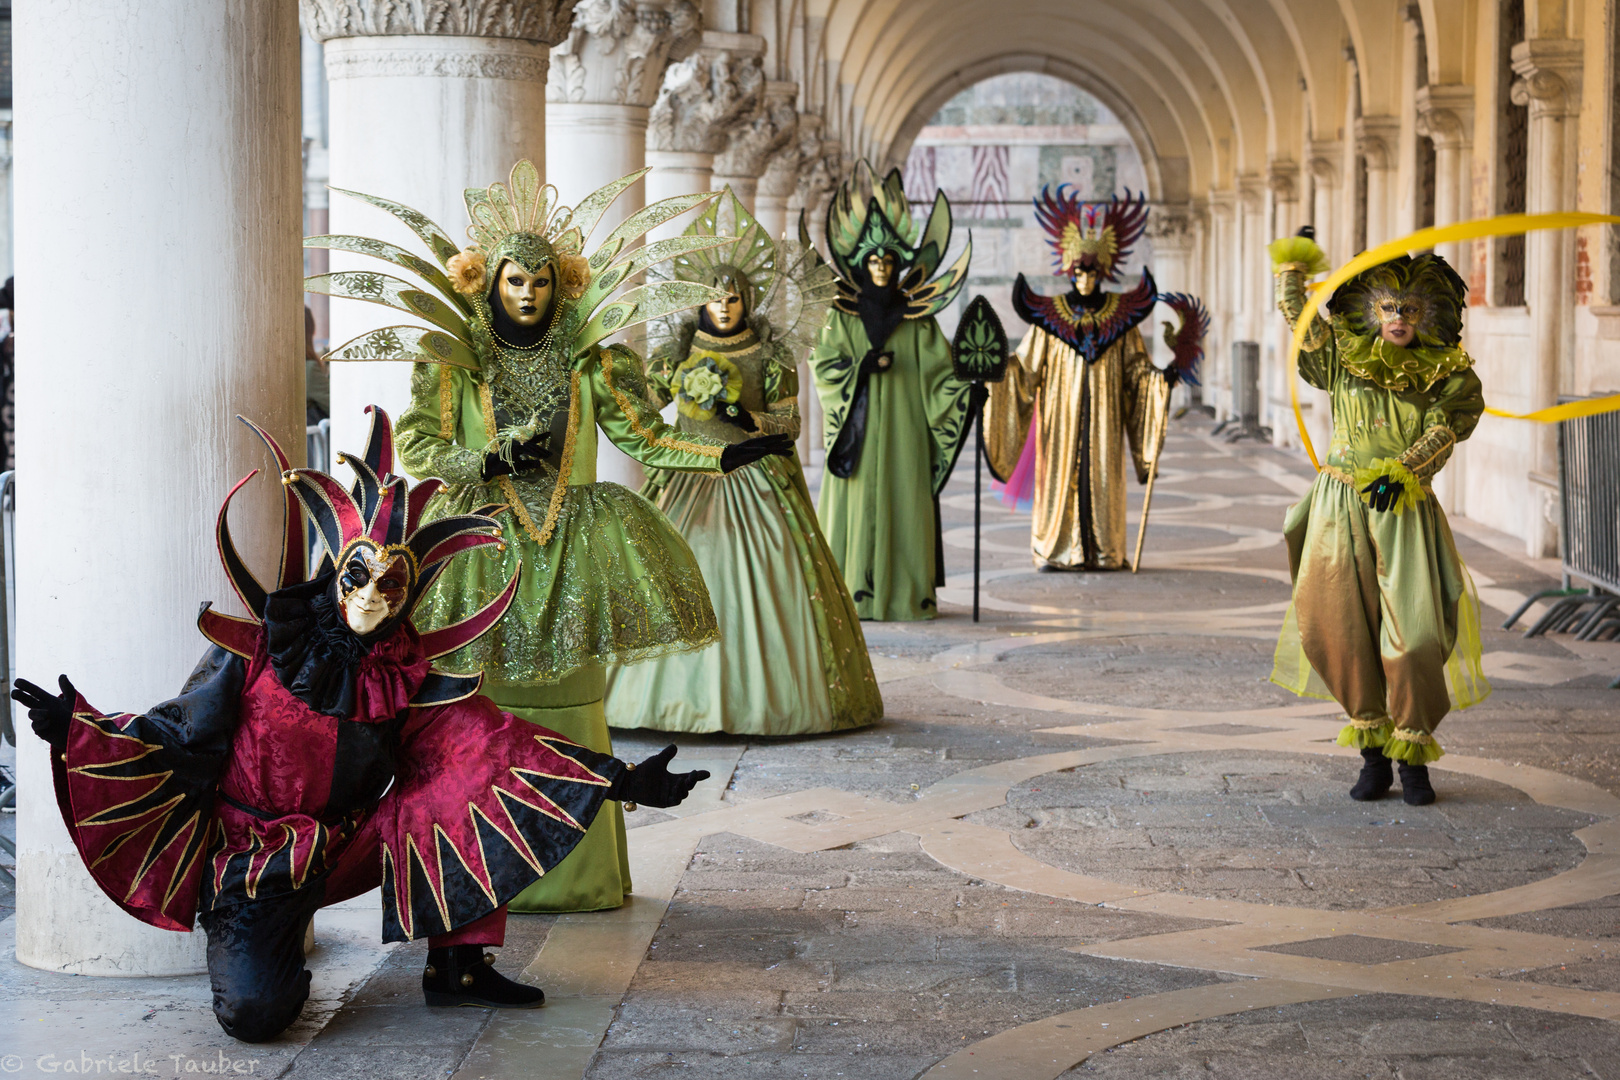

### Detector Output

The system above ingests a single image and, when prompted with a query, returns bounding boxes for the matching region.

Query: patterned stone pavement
[5,417,1620,1078]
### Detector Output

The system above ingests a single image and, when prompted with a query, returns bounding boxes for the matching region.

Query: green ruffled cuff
[1352,458,1426,514]
[1335,719,1444,765]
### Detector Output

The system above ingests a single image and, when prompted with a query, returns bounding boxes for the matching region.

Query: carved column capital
[547,0,698,107]
[1267,161,1299,202]
[647,31,767,156]
[1144,205,1196,251]
[1307,139,1342,188]
[1510,39,1583,119]
[301,0,579,45]
[714,80,798,180]
[1354,115,1399,170]
[1415,84,1475,149]
[1235,173,1266,212]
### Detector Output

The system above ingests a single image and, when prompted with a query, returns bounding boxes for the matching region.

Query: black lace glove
[1360,474,1401,513]
[720,433,795,473]
[610,746,711,809]
[481,432,553,481]
[716,401,759,433]
[859,348,894,376]
[12,675,75,753]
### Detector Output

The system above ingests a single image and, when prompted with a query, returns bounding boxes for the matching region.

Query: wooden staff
[1131,381,1173,573]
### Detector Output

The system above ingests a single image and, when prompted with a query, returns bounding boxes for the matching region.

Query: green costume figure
[606,192,883,735]
[308,161,793,911]
[1269,231,1491,806]
[809,162,974,620]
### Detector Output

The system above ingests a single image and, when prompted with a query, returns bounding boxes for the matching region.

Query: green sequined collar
[1334,329,1474,392]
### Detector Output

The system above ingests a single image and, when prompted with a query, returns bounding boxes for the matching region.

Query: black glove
[12,675,75,753]
[720,433,795,473]
[717,402,758,433]
[1360,474,1401,513]
[611,746,710,809]
[481,432,553,481]
[859,348,894,376]
[1296,225,1316,241]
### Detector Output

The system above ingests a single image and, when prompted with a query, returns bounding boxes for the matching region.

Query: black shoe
[423,945,545,1009]
[1398,763,1436,806]
[1349,746,1394,801]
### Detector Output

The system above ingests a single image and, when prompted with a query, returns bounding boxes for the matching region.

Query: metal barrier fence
[1504,395,1620,684]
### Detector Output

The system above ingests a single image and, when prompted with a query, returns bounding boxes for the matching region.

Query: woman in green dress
[307,161,792,912]
[606,193,883,736]
[1269,230,1490,806]
[809,162,975,621]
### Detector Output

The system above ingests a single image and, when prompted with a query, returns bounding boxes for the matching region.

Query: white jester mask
[335,540,414,637]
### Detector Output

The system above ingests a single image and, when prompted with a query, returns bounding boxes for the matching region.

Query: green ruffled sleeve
[397,362,486,486]
[589,344,726,473]
[1400,366,1484,482]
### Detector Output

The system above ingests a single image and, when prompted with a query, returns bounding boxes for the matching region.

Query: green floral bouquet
[673,354,743,422]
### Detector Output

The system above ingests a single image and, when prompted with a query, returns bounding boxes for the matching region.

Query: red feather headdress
[1033,186,1150,283]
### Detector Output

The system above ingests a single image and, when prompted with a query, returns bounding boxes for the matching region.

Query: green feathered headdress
[823,159,971,321]
[1328,253,1468,349]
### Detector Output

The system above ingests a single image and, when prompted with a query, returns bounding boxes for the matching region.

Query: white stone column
[1306,141,1342,265]
[712,81,799,210]
[786,118,841,468]
[1355,116,1399,249]
[302,0,573,463]
[547,0,697,234]
[754,113,805,242]
[1511,40,1582,558]
[1416,84,1476,517]
[13,0,304,975]
[645,29,767,240]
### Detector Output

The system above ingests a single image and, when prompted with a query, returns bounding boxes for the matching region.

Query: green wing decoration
[303,235,469,314]
[554,168,649,250]
[574,280,726,359]
[325,325,482,371]
[328,186,463,269]
[602,190,722,250]
[305,272,472,340]
[825,158,971,322]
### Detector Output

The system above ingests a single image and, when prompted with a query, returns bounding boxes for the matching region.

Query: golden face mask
[865,253,898,288]
[495,259,555,328]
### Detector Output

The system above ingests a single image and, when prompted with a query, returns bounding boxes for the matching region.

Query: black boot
[423,945,545,1009]
[1398,762,1436,806]
[1349,747,1393,801]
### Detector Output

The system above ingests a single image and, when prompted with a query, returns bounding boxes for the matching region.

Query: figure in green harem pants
[308,161,792,912]
[1269,229,1491,806]
[809,161,974,621]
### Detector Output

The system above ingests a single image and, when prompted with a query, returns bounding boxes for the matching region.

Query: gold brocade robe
[985,324,1167,569]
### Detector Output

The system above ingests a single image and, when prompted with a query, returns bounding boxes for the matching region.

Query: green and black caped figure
[809,161,973,621]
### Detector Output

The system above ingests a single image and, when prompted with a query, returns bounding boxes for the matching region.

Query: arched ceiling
[789,0,1480,198]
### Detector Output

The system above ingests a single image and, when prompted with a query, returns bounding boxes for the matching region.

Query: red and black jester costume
[15,408,706,1042]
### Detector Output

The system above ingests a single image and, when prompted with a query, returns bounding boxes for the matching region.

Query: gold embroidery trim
[1391,727,1435,745]
[1347,716,1391,730]
[438,365,455,440]
[484,371,579,548]
[598,347,724,461]
[1399,425,1456,476]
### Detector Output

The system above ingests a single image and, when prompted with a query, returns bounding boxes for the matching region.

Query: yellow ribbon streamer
[1287,212,1620,470]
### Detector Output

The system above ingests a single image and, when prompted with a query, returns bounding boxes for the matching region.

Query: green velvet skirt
[606,456,882,736]
[488,666,631,913]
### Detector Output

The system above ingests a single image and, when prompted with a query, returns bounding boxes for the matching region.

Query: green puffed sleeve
[643,347,677,411]
[1400,366,1484,481]
[1274,267,1336,391]
[397,362,486,486]
[589,343,727,473]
